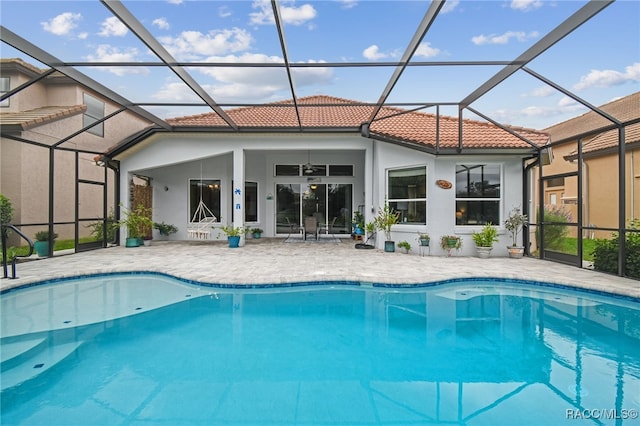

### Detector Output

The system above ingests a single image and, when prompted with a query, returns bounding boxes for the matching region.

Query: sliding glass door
[275,183,352,235]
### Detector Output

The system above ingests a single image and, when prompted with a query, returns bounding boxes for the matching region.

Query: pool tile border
[2,270,638,304]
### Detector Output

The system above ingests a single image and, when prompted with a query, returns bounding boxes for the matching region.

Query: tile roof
[544,91,640,142]
[548,92,640,158]
[0,105,86,131]
[167,95,548,150]
[569,122,640,157]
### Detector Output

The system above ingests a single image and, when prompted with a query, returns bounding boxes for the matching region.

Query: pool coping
[3,270,639,304]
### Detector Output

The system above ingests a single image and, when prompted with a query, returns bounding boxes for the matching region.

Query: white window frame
[83,93,105,137]
[0,77,10,107]
[454,163,503,226]
[386,165,428,225]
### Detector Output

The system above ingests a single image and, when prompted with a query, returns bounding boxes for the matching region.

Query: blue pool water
[1,274,639,425]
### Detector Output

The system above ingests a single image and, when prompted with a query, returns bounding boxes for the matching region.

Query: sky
[1,0,639,130]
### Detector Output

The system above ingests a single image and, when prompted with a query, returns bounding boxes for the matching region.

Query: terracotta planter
[507,246,524,258]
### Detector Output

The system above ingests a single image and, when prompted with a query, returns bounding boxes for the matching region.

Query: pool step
[1,336,47,370]
[0,338,83,392]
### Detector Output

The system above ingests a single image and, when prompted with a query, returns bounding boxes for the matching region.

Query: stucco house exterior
[104,95,549,256]
[0,58,152,244]
[540,92,640,240]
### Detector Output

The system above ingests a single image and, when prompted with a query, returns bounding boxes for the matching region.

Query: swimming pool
[1,273,639,425]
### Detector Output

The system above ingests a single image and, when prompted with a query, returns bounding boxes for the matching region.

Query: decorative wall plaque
[436,179,452,189]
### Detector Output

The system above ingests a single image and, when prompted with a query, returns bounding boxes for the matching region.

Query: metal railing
[1,225,34,279]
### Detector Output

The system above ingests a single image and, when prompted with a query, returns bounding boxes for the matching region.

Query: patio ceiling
[1,0,637,155]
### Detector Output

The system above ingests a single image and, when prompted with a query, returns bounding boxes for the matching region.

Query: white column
[364,141,376,247]
[233,148,245,246]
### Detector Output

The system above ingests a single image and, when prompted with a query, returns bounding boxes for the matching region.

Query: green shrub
[536,205,571,250]
[87,209,119,242]
[592,219,640,279]
[0,194,13,227]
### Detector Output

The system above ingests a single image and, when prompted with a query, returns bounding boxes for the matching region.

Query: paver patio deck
[1,239,638,299]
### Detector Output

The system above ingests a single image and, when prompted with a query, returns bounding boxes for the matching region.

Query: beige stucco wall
[585,149,640,236]
[534,143,639,240]
[1,65,152,245]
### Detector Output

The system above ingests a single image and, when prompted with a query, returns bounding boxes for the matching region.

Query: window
[455,164,501,225]
[275,165,300,176]
[547,177,564,187]
[244,182,258,222]
[83,93,104,137]
[0,77,9,107]
[328,165,353,176]
[189,179,220,222]
[387,166,427,224]
[274,163,352,176]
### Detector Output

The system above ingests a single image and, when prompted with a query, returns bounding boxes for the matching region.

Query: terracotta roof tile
[544,92,640,142]
[0,105,86,130]
[167,95,548,150]
[577,122,640,156]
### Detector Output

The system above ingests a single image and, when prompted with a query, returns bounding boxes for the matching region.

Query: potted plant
[440,234,462,257]
[504,207,528,258]
[218,225,246,248]
[120,203,153,248]
[397,240,411,254]
[374,202,400,252]
[34,230,58,257]
[250,228,264,239]
[417,232,430,247]
[471,223,498,258]
[355,221,377,249]
[352,211,365,240]
[154,221,178,239]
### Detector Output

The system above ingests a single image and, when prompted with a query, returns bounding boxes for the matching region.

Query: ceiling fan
[302,150,321,174]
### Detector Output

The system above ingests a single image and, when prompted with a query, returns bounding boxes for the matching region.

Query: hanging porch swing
[187,163,217,240]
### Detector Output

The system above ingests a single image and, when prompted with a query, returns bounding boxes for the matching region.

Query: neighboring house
[0,58,152,243]
[104,95,549,256]
[540,92,640,240]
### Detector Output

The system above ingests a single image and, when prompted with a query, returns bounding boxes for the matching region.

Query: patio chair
[304,216,318,240]
[285,217,303,240]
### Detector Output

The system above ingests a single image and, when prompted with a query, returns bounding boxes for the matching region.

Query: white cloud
[510,0,543,11]
[415,42,441,58]
[337,0,358,9]
[85,45,150,76]
[573,63,640,90]
[523,86,554,97]
[492,97,586,127]
[250,0,317,26]
[167,0,183,4]
[153,18,170,30]
[41,12,81,36]
[98,16,128,37]
[471,30,539,45]
[159,28,253,61]
[441,0,460,14]
[155,53,332,103]
[362,45,387,60]
[219,6,232,18]
[154,81,200,102]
